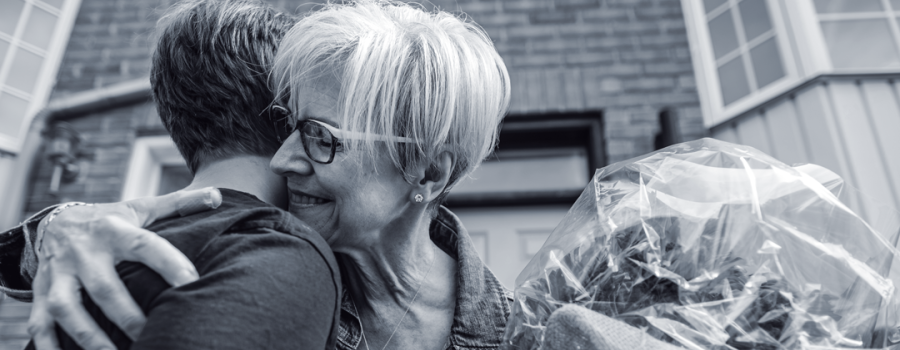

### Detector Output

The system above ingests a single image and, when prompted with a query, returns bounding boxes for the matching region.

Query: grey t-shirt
[30,189,341,350]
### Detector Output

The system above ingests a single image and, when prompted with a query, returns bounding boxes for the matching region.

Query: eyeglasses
[271,105,413,164]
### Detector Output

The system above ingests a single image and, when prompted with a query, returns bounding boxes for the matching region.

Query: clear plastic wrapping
[502,138,900,350]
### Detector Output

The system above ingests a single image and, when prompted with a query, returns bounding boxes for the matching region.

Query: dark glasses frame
[269,104,414,165]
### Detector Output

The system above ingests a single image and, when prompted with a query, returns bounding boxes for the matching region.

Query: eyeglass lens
[269,106,296,142]
[300,122,336,163]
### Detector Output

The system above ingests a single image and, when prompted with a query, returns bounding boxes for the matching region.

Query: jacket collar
[336,207,512,350]
[430,207,512,349]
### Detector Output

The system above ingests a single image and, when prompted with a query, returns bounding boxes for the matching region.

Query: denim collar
[336,207,512,350]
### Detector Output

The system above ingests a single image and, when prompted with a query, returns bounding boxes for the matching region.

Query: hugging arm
[0,188,221,350]
[48,229,338,350]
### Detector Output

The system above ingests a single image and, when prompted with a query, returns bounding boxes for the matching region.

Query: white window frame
[798,0,900,74]
[683,0,803,127]
[0,0,82,153]
[684,0,900,128]
[121,136,187,200]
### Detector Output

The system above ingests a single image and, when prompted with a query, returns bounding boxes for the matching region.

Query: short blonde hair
[271,0,510,195]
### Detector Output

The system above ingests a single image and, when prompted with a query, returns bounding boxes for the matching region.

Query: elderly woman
[5,1,512,349]
[266,2,511,349]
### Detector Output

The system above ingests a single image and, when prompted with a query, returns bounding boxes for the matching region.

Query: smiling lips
[289,190,329,208]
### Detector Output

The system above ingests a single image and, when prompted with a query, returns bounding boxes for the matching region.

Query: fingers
[76,251,146,340]
[29,265,60,350]
[104,216,198,287]
[45,266,116,350]
[127,187,222,225]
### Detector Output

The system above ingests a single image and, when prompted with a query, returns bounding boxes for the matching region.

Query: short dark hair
[151,0,296,173]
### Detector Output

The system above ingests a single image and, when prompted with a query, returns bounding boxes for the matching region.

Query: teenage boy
[1,1,340,349]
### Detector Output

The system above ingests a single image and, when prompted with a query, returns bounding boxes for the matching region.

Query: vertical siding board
[735,111,774,156]
[860,81,900,208]
[713,124,740,144]
[765,99,810,166]
[827,82,896,214]
[793,83,864,216]
[794,85,850,176]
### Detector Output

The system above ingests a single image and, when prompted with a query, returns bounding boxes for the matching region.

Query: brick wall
[52,0,704,162]
[22,0,705,215]
[53,0,171,96]
[442,0,705,163]
[43,0,706,205]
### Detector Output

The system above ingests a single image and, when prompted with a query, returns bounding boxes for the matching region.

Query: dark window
[157,165,192,195]
[654,108,680,151]
[446,112,604,207]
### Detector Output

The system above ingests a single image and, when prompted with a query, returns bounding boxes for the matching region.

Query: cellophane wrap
[502,138,900,350]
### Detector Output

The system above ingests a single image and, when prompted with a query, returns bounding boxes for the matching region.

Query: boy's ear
[412,151,453,203]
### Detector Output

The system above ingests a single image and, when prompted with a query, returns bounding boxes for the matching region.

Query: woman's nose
[270,132,314,176]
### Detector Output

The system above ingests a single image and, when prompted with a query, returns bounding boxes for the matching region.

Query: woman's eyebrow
[305,115,340,128]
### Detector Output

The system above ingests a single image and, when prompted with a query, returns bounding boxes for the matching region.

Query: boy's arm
[55,228,341,350]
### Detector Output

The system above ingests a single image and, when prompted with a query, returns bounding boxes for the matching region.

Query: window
[446,113,604,207]
[685,0,900,127]
[452,148,590,195]
[703,0,787,105]
[121,136,188,200]
[684,0,801,126]
[813,0,900,70]
[0,0,80,153]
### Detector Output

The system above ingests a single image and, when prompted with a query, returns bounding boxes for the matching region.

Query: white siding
[712,78,900,224]
[765,100,808,165]
[859,81,900,208]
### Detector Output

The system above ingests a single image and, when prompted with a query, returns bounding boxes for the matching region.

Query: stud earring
[414,194,424,203]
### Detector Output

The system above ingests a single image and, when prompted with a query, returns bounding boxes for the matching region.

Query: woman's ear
[413,151,453,203]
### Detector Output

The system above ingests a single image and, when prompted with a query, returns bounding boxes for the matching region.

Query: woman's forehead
[293,77,341,124]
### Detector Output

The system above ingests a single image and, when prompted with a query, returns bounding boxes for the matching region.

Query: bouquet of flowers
[502,138,900,350]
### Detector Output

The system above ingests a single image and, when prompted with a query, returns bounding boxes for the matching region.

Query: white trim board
[0,0,83,153]
[121,136,186,201]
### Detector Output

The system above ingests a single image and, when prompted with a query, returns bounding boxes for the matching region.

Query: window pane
[703,0,727,13]
[740,0,773,41]
[814,0,883,13]
[453,148,589,194]
[0,0,25,36]
[750,37,785,88]
[718,57,751,105]
[0,40,8,71]
[39,0,65,9]
[893,0,900,11]
[709,9,740,59]
[22,6,58,50]
[6,48,44,94]
[0,93,29,138]
[820,19,900,69]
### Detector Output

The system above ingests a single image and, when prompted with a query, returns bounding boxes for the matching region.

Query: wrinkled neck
[184,155,287,209]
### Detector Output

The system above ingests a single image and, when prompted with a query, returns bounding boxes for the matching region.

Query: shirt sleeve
[56,228,340,350]
[0,205,56,302]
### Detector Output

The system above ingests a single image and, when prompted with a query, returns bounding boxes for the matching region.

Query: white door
[452,205,571,289]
